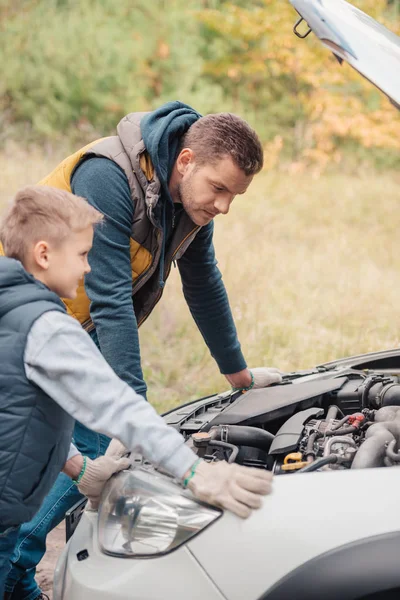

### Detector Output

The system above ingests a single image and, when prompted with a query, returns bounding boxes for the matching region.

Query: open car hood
[290,0,400,109]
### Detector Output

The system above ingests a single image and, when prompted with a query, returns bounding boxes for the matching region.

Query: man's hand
[251,367,282,388]
[225,367,282,390]
[78,454,131,510]
[187,461,273,518]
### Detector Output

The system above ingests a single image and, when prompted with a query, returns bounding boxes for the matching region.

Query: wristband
[232,370,255,392]
[72,456,87,485]
[183,459,202,489]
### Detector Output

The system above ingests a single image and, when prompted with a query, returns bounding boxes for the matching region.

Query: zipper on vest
[138,226,200,328]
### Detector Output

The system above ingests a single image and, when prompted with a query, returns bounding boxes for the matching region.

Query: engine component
[352,406,400,469]
[323,437,357,463]
[269,407,324,456]
[336,374,400,411]
[208,425,275,452]
[297,455,338,472]
[281,453,309,471]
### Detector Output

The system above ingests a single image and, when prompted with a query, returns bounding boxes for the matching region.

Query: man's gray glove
[250,367,282,388]
[78,453,130,510]
[188,461,273,518]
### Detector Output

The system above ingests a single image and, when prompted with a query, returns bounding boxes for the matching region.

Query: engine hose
[305,431,318,461]
[361,376,379,410]
[209,425,275,453]
[209,440,239,464]
[385,439,400,463]
[297,455,338,473]
[326,405,339,421]
[324,426,357,437]
[331,415,350,431]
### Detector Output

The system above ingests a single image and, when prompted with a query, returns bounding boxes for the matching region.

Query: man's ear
[175,148,195,176]
[32,240,50,270]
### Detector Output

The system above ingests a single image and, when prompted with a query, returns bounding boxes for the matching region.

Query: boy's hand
[187,461,273,519]
[78,455,130,510]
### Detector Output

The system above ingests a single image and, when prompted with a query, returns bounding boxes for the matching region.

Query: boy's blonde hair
[0,185,103,262]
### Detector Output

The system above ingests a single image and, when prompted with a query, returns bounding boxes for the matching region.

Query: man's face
[177,156,253,226]
[43,226,93,299]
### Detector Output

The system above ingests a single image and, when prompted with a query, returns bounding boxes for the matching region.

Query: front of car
[54,2,400,599]
[55,349,400,600]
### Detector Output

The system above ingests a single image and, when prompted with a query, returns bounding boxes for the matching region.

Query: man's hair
[0,185,103,262]
[181,113,263,176]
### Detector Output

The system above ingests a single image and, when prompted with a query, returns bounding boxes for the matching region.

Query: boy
[0,185,273,596]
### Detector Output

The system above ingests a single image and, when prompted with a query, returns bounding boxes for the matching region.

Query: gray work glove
[188,461,273,519]
[78,453,130,510]
[250,367,282,388]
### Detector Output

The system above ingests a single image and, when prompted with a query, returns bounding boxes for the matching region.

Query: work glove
[250,367,282,388]
[105,438,130,459]
[188,460,273,519]
[78,454,131,510]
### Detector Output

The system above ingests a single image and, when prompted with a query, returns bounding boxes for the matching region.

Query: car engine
[178,369,400,474]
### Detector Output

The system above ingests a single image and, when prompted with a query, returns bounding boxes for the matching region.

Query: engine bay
[177,365,400,474]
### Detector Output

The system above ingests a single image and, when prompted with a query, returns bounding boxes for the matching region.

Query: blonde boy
[0,185,272,597]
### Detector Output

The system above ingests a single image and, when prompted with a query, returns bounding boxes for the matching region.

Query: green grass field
[2,146,400,412]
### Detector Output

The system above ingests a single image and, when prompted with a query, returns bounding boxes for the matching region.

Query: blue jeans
[5,421,110,600]
[0,525,20,597]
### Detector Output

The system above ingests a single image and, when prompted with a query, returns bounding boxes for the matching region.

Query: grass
[2,145,400,413]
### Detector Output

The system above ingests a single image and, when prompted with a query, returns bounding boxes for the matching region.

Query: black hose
[324,426,357,437]
[305,431,318,460]
[209,425,275,453]
[326,405,339,421]
[297,455,338,472]
[209,440,239,464]
[331,415,350,431]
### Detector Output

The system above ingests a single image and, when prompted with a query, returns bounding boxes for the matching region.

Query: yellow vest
[0,139,153,330]
[1,113,199,331]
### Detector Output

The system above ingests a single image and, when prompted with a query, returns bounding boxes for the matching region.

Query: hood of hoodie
[0,257,65,320]
[116,101,201,288]
[140,100,201,198]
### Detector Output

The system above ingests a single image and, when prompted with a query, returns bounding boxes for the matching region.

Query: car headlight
[98,467,221,558]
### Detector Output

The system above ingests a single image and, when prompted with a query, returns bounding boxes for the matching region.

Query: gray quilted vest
[0,258,74,527]
[78,112,201,331]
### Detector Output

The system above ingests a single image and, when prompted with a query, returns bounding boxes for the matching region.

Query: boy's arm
[71,157,147,398]
[24,310,196,478]
[25,311,274,517]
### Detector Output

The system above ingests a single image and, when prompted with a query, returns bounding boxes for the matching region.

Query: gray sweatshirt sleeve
[67,443,80,461]
[24,311,197,479]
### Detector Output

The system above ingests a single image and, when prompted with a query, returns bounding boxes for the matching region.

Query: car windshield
[290,0,400,108]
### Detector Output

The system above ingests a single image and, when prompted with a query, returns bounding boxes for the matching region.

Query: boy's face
[31,226,94,299]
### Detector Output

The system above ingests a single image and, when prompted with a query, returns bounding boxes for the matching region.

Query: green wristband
[183,459,202,489]
[232,370,255,393]
[72,456,87,485]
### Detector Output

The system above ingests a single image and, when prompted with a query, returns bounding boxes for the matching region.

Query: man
[3,101,281,600]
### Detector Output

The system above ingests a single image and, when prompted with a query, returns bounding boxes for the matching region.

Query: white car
[54,2,400,599]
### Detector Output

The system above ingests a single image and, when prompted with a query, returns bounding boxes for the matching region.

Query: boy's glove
[105,438,130,459]
[251,367,282,388]
[188,461,273,519]
[78,454,130,510]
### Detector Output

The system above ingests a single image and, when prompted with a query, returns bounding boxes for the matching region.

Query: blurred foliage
[1,0,400,170]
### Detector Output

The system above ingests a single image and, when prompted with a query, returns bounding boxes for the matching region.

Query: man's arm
[178,221,252,387]
[71,157,147,397]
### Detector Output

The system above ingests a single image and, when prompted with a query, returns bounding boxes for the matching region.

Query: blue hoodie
[71,102,247,398]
